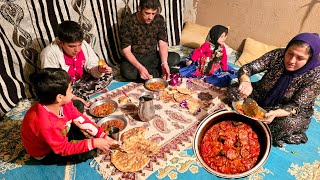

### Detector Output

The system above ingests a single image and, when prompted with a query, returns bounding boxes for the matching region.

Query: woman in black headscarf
[228,33,320,147]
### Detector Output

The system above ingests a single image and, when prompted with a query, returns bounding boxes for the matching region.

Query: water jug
[138,91,155,122]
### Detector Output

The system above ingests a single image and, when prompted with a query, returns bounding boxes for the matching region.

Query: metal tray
[89,99,118,117]
[144,78,168,91]
[96,115,127,132]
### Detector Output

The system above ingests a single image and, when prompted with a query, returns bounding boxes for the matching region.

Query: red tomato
[226,148,239,160]
[209,142,223,157]
[213,156,227,167]
[210,131,220,141]
[238,129,249,140]
[219,121,229,130]
[240,147,251,158]
[224,138,235,148]
[218,164,231,174]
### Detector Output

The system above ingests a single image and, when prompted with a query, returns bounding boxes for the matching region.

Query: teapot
[169,73,182,86]
[138,91,155,122]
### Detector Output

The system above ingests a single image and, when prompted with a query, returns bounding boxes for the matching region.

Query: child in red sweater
[21,68,119,164]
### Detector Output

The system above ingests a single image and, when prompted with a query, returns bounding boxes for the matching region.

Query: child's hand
[72,96,89,108]
[105,136,121,145]
[98,64,112,74]
[93,137,121,153]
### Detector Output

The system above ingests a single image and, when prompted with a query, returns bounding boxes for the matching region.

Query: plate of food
[145,78,168,91]
[232,100,267,121]
[96,115,127,133]
[89,99,118,117]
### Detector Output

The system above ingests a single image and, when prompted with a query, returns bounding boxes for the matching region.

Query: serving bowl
[96,115,127,133]
[89,99,118,117]
[193,111,271,178]
[144,78,168,91]
[232,100,267,121]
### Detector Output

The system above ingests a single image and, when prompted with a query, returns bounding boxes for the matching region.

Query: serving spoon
[242,98,260,117]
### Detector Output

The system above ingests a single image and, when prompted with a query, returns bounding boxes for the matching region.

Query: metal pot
[193,111,271,178]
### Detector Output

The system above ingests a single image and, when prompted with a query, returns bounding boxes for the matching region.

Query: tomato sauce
[200,121,260,174]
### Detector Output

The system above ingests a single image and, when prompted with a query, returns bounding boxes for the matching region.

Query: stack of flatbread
[111,127,160,172]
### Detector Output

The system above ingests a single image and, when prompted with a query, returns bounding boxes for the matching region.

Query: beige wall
[195,0,320,51]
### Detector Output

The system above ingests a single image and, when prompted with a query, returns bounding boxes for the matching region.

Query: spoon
[242,98,260,117]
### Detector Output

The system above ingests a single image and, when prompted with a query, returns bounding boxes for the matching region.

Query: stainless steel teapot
[138,91,155,122]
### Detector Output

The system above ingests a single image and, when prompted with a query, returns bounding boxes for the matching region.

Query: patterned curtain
[0,0,187,116]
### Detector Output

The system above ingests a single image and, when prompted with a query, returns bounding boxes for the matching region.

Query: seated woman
[40,21,113,112]
[227,33,320,147]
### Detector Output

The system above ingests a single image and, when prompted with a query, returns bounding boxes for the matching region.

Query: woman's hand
[264,110,276,124]
[238,81,253,99]
[93,137,121,154]
[264,109,290,124]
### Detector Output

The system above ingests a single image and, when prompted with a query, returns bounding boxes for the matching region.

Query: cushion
[180,22,211,49]
[235,37,279,66]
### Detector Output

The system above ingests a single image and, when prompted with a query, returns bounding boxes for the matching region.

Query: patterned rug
[88,78,229,179]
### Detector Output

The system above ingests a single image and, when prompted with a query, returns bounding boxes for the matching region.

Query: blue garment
[179,62,199,78]
[204,65,238,87]
[179,50,200,78]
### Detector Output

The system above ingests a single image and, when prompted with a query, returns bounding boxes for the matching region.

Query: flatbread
[120,127,146,141]
[176,87,194,95]
[186,98,201,113]
[112,127,160,172]
[173,92,191,103]
[159,90,174,102]
[111,151,150,172]
[123,136,160,156]
[165,87,178,94]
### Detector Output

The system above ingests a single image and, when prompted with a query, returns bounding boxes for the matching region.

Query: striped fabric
[0,0,187,117]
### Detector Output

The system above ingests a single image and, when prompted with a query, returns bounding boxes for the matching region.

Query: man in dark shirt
[120,0,180,81]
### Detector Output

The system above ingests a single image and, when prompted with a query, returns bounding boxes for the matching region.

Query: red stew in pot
[200,121,260,174]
